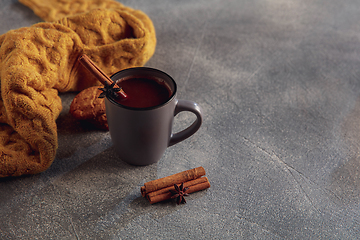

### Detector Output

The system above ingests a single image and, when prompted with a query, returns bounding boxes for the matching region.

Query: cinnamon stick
[141,166,206,197]
[78,54,127,98]
[146,177,210,204]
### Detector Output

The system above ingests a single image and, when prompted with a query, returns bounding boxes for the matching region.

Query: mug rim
[107,67,177,111]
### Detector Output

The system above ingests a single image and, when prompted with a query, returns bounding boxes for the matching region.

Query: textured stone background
[1,0,360,239]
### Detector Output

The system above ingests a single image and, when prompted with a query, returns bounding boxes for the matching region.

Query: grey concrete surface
[1,0,360,239]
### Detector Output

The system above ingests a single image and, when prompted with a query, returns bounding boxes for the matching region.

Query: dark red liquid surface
[114,78,172,108]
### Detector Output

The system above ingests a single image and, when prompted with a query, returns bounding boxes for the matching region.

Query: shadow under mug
[105,67,203,165]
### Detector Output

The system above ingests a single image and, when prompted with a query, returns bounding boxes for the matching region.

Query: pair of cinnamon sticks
[141,166,210,204]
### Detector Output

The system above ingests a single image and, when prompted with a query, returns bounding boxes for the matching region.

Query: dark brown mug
[105,67,202,165]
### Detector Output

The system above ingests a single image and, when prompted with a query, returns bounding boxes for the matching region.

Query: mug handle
[168,99,203,147]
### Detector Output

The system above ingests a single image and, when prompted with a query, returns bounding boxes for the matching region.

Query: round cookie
[70,86,108,130]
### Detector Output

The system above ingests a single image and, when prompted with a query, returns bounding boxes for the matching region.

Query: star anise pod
[98,81,121,99]
[171,183,189,204]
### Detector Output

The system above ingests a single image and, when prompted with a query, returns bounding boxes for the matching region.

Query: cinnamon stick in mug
[78,54,127,98]
[141,166,206,197]
[146,176,210,204]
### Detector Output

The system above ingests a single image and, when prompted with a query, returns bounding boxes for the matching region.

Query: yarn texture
[0,0,156,177]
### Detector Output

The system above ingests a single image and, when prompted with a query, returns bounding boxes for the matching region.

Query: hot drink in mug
[105,67,202,165]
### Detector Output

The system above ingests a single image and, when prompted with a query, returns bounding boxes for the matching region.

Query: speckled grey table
[1,0,360,239]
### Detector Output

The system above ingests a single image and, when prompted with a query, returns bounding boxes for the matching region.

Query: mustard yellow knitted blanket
[0,0,156,177]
